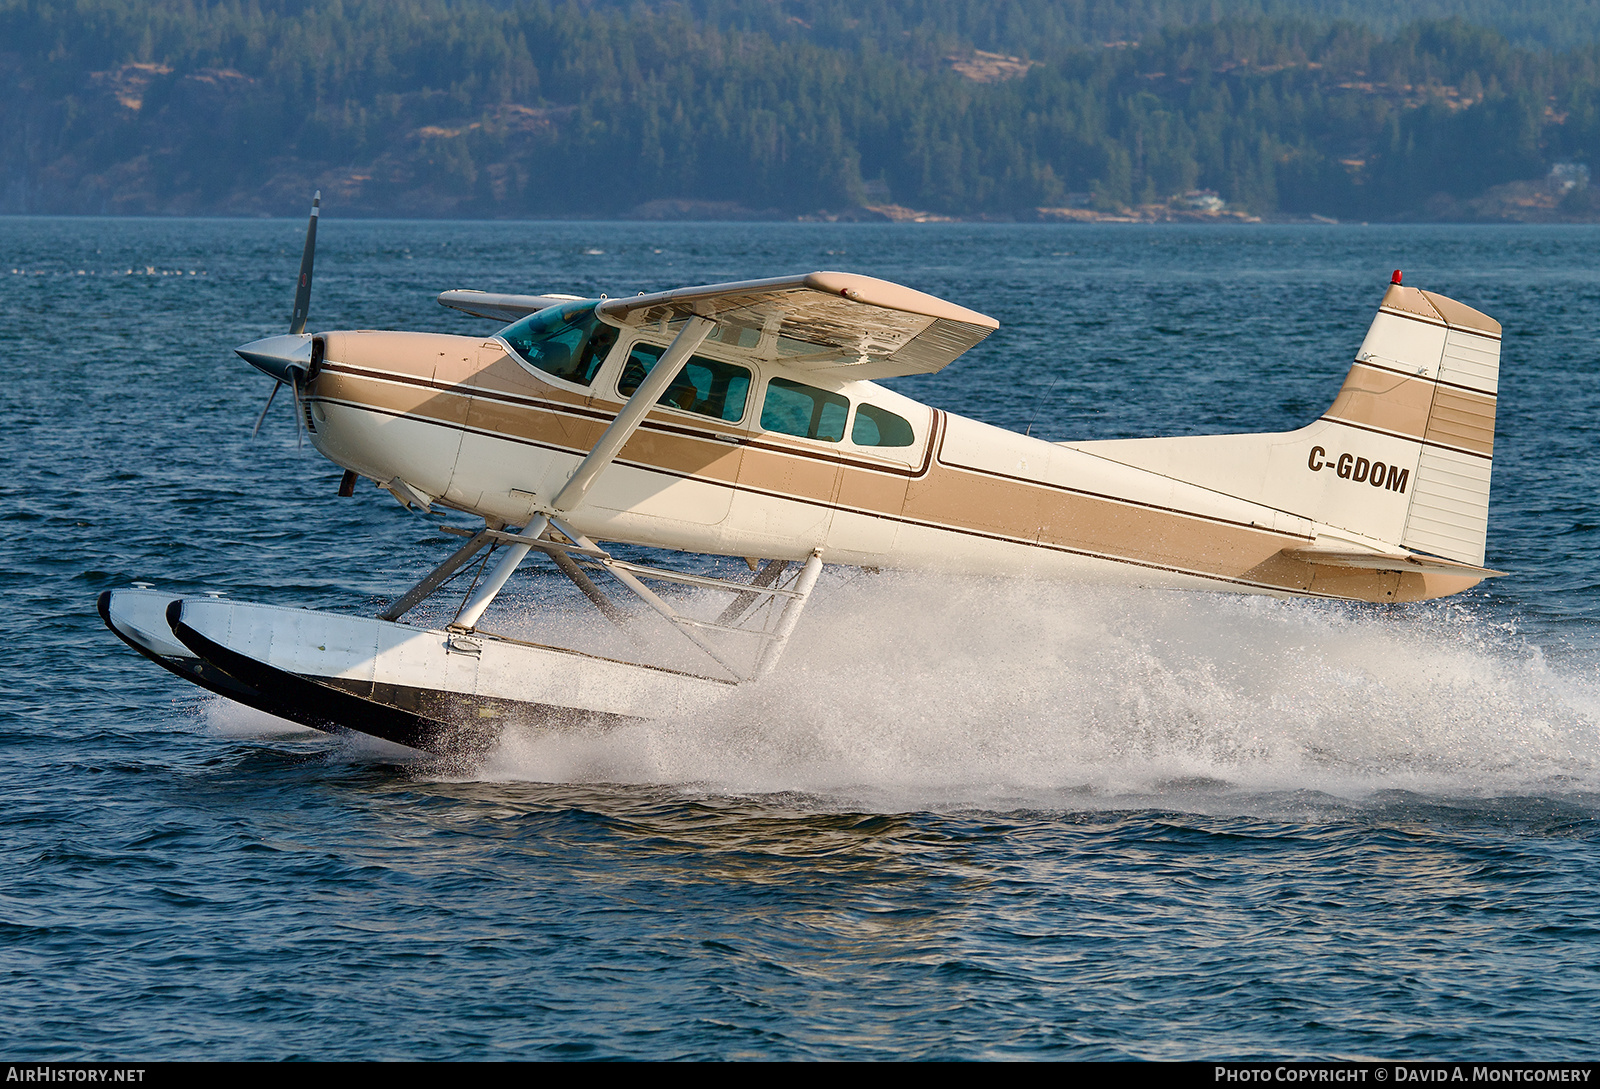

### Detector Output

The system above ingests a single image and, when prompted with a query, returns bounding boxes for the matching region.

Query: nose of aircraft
[235,332,313,382]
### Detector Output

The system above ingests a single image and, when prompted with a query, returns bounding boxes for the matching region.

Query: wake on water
[202,571,1600,807]
[479,572,1600,804]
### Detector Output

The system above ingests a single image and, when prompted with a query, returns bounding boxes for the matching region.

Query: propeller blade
[250,379,283,438]
[288,191,320,335]
[241,192,319,441]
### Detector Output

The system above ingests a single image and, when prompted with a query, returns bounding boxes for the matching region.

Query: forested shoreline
[6,0,1600,220]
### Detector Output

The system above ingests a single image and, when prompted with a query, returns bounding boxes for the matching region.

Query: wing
[596,271,998,380]
[437,290,588,323]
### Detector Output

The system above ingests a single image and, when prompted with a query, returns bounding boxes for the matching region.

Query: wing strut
[373,312,826,681]
[447,315,715,633]
[549,314,715,513]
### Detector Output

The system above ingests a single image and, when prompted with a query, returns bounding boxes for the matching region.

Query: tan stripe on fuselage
[316,368,472,428]
[905,458,1296,576]
[462,384,605,460]
[312,358,1424,600]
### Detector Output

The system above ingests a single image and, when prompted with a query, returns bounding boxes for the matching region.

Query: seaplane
[100,195,1505,758]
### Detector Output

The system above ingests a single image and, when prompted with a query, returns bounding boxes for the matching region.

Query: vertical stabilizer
[1334,284,1500,565]
[1062,281,1501,567]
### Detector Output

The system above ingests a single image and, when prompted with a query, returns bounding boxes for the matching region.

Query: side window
[500,301,614,386]
[618,342,751,423]
[761,377,848,442]
[851,403,916,448]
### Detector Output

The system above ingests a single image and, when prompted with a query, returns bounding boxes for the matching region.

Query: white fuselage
[299,324,1476,604]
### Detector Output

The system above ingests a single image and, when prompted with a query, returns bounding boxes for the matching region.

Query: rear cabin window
[851,404,916,448]
[618,342,751,423]
[761,377,848,442]
[500,301,615,386]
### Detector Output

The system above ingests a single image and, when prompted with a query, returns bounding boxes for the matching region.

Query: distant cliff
[6,0,1600,221]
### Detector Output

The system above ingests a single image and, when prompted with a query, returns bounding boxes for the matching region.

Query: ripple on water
[3,220,1599,1058]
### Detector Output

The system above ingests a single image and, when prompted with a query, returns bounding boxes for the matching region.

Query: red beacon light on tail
[1392,269,1403,284]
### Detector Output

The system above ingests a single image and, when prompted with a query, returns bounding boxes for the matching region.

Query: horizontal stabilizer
[595,271,999,379]
[1280,546,1505,579]
[437,290,587,323]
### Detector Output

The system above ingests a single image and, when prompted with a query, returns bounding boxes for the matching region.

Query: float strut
[754,551,824,677]
[453,515,549,630]
[380,528,495,622]
[715,559,791,626]
[549,515,748,680]
[547,546,632,628]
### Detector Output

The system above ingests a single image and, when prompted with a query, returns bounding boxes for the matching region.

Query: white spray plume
[470,571,1600,809]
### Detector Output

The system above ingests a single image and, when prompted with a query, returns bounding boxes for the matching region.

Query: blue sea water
[1,218,1598,1060]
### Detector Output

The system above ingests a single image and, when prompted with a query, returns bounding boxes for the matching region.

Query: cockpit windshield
[499,300,616,386]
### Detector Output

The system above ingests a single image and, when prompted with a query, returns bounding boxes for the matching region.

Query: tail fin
[1328,284,1499,565]
[1063,282,1501,566]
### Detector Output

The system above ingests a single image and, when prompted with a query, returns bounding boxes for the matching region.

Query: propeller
[248,378,281,438]
[239,191,320,443]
